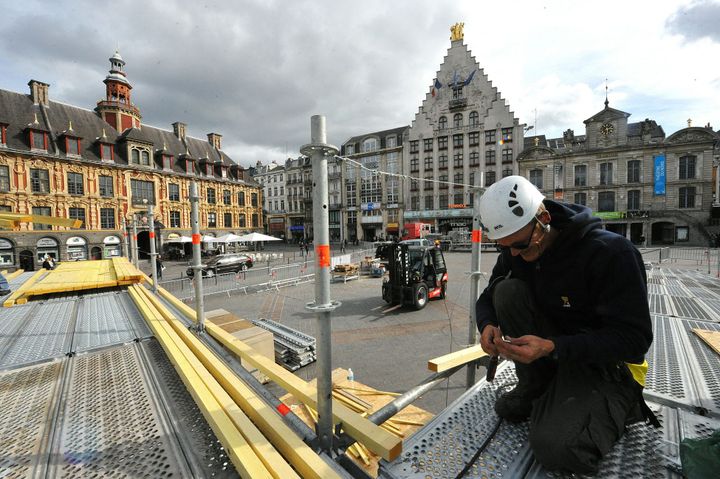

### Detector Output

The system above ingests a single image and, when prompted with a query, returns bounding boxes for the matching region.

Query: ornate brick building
[0,52,262,271]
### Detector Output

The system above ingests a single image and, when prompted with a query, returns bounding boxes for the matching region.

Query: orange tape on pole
[192,233,201,245]
[132,235,137,241]
[472,230,482,243]
[316,244,331,268]
[149,232,155,239]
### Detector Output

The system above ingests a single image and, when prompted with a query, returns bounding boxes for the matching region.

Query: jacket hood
[545,200,602,251]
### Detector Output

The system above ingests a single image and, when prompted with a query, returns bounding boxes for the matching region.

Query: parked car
[400,238,431,247]
[186,254,253,278]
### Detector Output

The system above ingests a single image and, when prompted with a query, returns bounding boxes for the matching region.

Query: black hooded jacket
[475,200,652,364]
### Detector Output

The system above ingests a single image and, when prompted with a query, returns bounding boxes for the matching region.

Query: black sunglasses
[500,218,538,251]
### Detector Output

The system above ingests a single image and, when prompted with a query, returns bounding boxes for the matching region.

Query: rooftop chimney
[28,80,50,106]
[172,121,187,140]
[207,132,222,150]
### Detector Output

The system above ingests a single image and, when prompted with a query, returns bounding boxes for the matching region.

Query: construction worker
[475,176,657,474]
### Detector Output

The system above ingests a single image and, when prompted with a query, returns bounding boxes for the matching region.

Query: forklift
[375,242,448,310]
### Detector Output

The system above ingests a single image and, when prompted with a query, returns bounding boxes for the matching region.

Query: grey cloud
[666,0,720,43]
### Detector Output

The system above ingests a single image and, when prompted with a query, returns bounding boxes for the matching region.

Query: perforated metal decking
[380,267,720,479]
[0,291,236,478]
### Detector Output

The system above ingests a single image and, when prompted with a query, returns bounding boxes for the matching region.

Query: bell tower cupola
[95,51,142,132]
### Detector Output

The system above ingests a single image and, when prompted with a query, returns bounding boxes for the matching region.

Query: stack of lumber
[281,368,432,478]
[206,309,274,383]
[252,318,316,371]
[333,264,359,273]
[3,258,144,307]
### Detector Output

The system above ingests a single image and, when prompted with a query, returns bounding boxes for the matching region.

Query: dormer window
[65,136,81,156]
[205,163,212,176]
[0,123,7,146]
[163,154,173,170]
[221,166,227,178]
[30,129,48,150]
[100,143,114,162]
[130,146,151,166]
[186,159,194,174]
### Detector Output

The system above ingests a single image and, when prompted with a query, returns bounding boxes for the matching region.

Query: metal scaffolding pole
[467,184,484,388]
[300,115,340,454]
[131,216,139,267]
[148,203,158,293]
[189,181,206,332]
[121,218,129,259]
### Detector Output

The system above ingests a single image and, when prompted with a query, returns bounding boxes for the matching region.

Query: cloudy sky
[1,0,719,167]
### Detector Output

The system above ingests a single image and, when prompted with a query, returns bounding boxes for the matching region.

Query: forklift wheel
[413,284,428,310]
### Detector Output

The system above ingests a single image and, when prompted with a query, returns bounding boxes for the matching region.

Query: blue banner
[654,154,666,196]
[289,225,304,231]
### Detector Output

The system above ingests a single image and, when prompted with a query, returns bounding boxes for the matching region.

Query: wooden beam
[427,344,487,372]
[156,283,402,461]
[5,269,24,281]
[693,328,720,357]
[140,285,339,479]
[128,286,274,479]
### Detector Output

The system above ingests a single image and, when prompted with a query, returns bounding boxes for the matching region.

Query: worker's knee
[492,278,528,307]
[529,422,600,474]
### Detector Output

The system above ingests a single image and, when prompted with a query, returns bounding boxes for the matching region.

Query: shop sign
[0,239,12,249]
[361,202,381,211]
[67,236,87,246]
[289,225,304,231]
[387,223,399,228]
[37,237,58,248]
[449,204,466,209]
[404,208,473,219]
[167,233,180,239]
[595,211,624,220]
[103,235,121,245]
[269,217,285,224]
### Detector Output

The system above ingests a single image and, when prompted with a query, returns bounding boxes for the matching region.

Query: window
[676,226,690,242]
[469,111,479,127]
[482,172,497,190]
[679,155,696,180]
[438,116,447,130]
[68,172,84,195]
[69,207,86,229]
[223,189,231,205]
[252,214,259,228]
[424,156,433,170]
[453,153,463,167]
[162,155,173,170]
[100,208,115,229]
[502,168,513,178]
[453,134,463,148]
[437,136,448,150]
[410,158,419,172]
[100,143,114,161]
[469,151,479,166]
[208,212,217,227]
[469,131,480,146]
[130,179,155,205]
[574,192,587,205]
[423,138,433,152]
[574,165,587,187]
[501,128,513,143]
[0,166,9,192]
[439,194,448,209]
[453,113,463,128]
[600,162,613,185]
[424,176,433,191]
[224,212,232,227]
[409,140,419,153]
[410,179,418,191]
[206,187,216,204]
[30,168,50,193]
[627,190,641,210]
[251,192,258,206]
[0,123,7,145]
[170,211,181,228]
[131,149,140,164]
[425,196,434,209]
[454,193,463,205]
[410,196,419,210]
[99,175,113,197]
[31,130,47,150]
[679,186,696,208]
[485,130,496,144]
[362,138,378,152]
[239,214,246,227]
[141,150,150,166]
[32,206,51,230]
[66,137,80,156]
[386,136,397,148]
[168,183,180,201]
[529,169,544,189]
[627,160,641,183]
[345,144,355,155]
[454,172,463,184]
[438,174,448,188]
[238,191,245,206]
[501,149,513,164]
[598,192,615,212]
[438,154,448,169]
[485,150,495,165]
[469,172,475,186]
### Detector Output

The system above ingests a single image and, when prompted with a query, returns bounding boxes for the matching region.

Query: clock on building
[600,122,614,136]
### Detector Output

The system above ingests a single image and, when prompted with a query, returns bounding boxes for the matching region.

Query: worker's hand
[480,324,500,356]
[494,335,554,364]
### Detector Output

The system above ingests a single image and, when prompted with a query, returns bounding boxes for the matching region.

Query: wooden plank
[3,270,45,307]
[693,328,720,357]
[4,269,23,281]
[427,344,487,372]
[128,287,274,479]
[139,285,338,479]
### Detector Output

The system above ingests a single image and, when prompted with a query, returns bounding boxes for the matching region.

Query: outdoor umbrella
[166,235,193,243]
[212,233,246,243]
[236,232,282,242]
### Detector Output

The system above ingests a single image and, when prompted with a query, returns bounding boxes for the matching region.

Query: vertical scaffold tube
[467,185,483,388]
[148,204,158,293]
[190,181,206,332]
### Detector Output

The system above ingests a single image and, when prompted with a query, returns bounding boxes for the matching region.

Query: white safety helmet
[479,175,545,240]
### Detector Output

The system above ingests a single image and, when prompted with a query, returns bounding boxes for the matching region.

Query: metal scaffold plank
[128,286,276,479]
[139,284,341,479]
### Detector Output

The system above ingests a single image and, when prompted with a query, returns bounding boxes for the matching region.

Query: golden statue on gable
[450,22,464,41]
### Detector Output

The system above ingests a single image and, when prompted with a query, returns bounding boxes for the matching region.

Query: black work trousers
[493,278,641,474]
